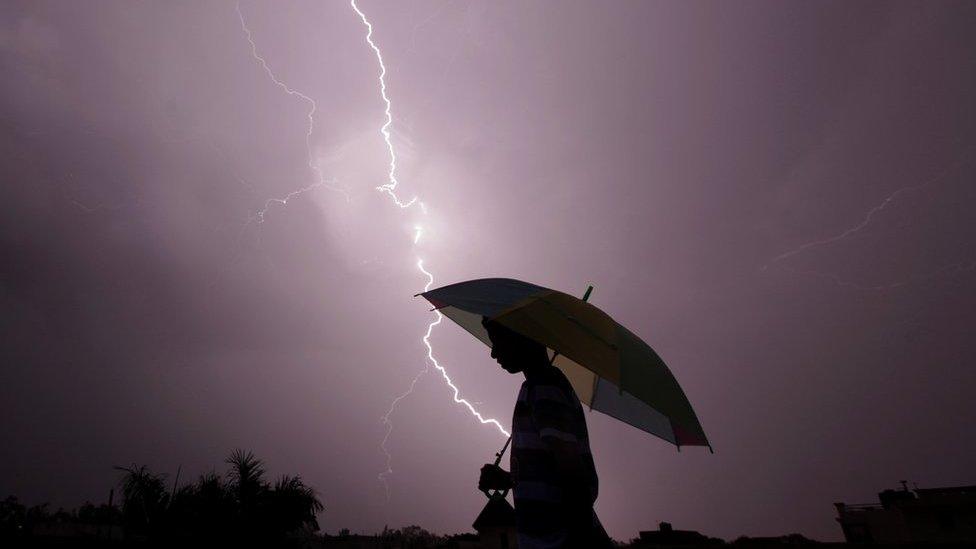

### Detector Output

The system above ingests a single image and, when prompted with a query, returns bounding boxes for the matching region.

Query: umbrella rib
[588,375,599,411]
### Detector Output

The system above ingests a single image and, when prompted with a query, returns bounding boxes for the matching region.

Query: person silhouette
[478,318,613,548]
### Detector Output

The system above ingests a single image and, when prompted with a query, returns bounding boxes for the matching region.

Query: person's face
[486,325,527,374]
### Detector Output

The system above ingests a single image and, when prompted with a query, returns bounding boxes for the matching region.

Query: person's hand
[478,463,513,492]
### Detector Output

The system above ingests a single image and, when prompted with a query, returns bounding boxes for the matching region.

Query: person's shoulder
[548,364,572,383]
[524,366,562,388]
[527,367,578,405]
[543,365,575,392]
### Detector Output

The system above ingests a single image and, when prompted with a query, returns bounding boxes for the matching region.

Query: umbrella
[419,278,710,451]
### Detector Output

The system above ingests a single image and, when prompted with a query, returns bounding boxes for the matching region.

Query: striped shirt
[511,364,609,548]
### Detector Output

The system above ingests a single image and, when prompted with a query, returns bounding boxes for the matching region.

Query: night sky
[2,0,975,542]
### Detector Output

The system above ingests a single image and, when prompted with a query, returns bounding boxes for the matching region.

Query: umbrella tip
[582,285,594,302]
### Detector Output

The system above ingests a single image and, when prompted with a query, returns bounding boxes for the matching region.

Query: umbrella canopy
[420,278,710,450]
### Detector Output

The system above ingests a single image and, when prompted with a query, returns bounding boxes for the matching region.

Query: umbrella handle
[493,435,512,467]
[482,284,594,499]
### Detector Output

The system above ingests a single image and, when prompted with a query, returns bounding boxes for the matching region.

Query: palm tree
[115,465,167,535]
[165,471,235,538]
[225,449,268,530]
[267,475,323,534]
[193,471,235,528]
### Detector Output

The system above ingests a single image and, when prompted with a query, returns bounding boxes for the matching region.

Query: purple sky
[2,0,975,541]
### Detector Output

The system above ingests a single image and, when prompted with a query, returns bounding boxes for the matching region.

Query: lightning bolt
[251,180,334,224]
[348,0,509,501]
[377,261,511,500]
[237,0,512,503]
[236,2,350,215]
[417,260,511,438]
[376,358,430,501]
[349,0,420,211]
[763,154,974,290]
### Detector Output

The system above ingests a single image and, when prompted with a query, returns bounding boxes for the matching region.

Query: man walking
[478,319,613,548]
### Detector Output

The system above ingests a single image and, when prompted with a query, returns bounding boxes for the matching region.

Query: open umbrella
[419,278,710,451]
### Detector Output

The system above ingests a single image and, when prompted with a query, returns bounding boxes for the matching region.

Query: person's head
[482,318,549,374]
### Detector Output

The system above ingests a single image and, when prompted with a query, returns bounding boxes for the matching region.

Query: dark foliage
[117,449,322,541]
[2,449,322,544]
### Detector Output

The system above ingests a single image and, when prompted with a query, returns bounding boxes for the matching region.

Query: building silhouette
[835,482,976,543]
[636,522,723,546]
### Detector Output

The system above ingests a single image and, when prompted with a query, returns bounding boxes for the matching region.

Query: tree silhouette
[107,450,323,541]
[225,449,267,531]
[166,472,235,538]
[267,474,323,534]
[115,465,168,536]
[2,451,324,543]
